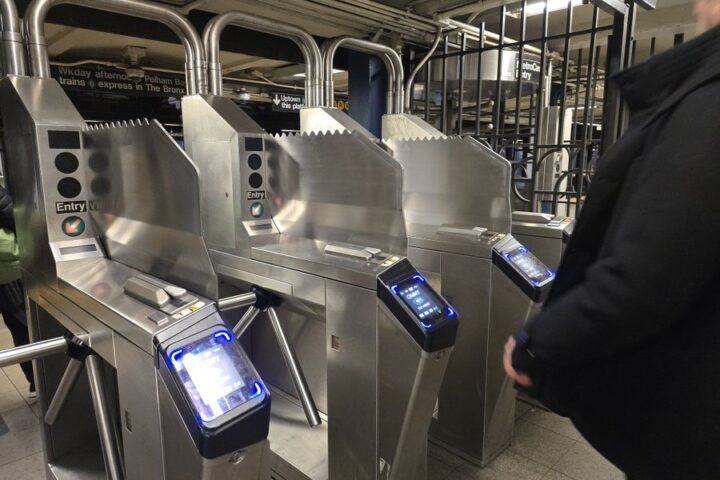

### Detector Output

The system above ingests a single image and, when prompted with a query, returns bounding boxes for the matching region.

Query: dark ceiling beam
[12,0,349,69]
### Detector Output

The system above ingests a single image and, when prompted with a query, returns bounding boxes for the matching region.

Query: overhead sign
[272,92,305,112]
[51,65,186,97]
[271,91,349,113]
[519,57,542,83]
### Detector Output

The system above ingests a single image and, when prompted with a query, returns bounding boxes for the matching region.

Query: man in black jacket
[504,8,720,480]
[0,184,34,396]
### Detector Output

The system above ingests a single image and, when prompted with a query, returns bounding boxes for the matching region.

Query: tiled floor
[0,322,624,480]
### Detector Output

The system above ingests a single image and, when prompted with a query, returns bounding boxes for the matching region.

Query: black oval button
[249,173,263,189]
[57,177,82,199]
[91,177,111,196]
[88,152,109,173]
[248,154,262,170]
[55,152,79,174]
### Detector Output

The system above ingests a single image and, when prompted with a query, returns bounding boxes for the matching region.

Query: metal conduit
[322,36,404,114]
[0,0,26,75]
[24,0,207,95]
[405,27,442,112]
[203,12,323,106]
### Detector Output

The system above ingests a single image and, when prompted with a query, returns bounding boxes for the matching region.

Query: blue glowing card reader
[155,312,271,459]
[378,259,459,352]
[492,235,555,302]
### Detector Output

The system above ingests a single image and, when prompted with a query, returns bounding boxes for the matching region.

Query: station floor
[0,323,624,480]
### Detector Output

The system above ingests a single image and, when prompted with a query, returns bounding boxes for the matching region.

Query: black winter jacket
[512,26,720,479]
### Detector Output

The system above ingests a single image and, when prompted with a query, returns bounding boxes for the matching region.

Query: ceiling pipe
[203,12,323,106]
[322,36,404,114]
[24,0,207,95]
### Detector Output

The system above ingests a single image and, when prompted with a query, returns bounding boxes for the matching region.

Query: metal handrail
[24,0,207,94]
[322,36,404,114]
[203,12,323,105]
[0,0,26,75]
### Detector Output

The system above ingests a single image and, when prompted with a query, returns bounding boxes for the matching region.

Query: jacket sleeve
[0,185,15,232]
[513,84,720,374]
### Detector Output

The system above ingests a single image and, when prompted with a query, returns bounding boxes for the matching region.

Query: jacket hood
[614,25,720,116]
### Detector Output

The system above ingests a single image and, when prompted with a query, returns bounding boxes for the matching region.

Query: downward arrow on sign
[65,219,82,234]
[273,96,281,105]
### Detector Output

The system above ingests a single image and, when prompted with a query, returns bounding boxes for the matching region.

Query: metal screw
[229,451,246,465]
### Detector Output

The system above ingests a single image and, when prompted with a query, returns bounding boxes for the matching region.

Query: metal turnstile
[310,37,558,467]
[182,13,458,480]
[512,212,576,269]
[0,1,273,477]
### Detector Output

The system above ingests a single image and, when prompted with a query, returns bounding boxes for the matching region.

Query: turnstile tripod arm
[86,354,125,480]
[233,305,261,338]
[217,292,258,312]
[45,357,85,425]
[0,336,68,368]
[267,307,321,428]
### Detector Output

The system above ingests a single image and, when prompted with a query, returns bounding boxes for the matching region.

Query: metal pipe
[86,354,125,480]
[24,0,207,95]
[322,36,404,114]
[406,27,442,112]
[266,307,321,428]
[203,12,323,105]
[45,357,85,425]
[232,306,261,338]
[0,337,67,368]
[217,292,257,312]
[0,0,26,75]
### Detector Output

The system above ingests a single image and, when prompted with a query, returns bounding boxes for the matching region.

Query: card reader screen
[169,331,262,423]
[504,246,554,285]
[394,275,451,327]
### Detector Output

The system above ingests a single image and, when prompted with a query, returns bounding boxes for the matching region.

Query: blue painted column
[347,51,387,137]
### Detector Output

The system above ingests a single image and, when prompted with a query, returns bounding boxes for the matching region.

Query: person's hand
[504,336,534,387]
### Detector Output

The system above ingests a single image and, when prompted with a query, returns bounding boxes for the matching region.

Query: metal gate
[406,0,640,217]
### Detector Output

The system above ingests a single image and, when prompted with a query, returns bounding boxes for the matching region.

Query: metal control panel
[42,129,103,258]
[240,136,272,222]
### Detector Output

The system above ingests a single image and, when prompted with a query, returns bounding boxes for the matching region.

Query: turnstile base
[47,442,106,480]
[429,417,509,468]
[268,389,329,480]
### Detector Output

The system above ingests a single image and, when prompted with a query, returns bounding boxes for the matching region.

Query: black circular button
[57,177,82,199]
[54,152,79,174]
[248,154,262,170]
[248,173,263,189]
[88,152,109,173]
[91,177,111,196]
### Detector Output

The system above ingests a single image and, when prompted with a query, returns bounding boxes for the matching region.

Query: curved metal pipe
[322,36,404,114]
[405,27,442,112]
[203,12,322,106]
[0,0,26,75]
[24,0,207,94]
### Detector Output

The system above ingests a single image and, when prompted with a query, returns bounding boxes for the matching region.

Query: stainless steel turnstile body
[0,74,272,480]
[182,93,456,480]
[512,212,575,269]
[381,120,550,466]
[303,96,553,465]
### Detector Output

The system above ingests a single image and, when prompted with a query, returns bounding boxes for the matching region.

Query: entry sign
[272,92,305,113]
[62,216,86,237]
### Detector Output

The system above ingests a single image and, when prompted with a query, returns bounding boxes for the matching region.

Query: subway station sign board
[271,91,349,113]
[51,65,186,97]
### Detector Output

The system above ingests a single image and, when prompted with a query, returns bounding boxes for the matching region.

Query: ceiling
[35,0,698,91]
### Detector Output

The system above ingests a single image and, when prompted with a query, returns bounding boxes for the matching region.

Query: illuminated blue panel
[168,330,263,423]
[504,246,555,284]
[392,276,453,329]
